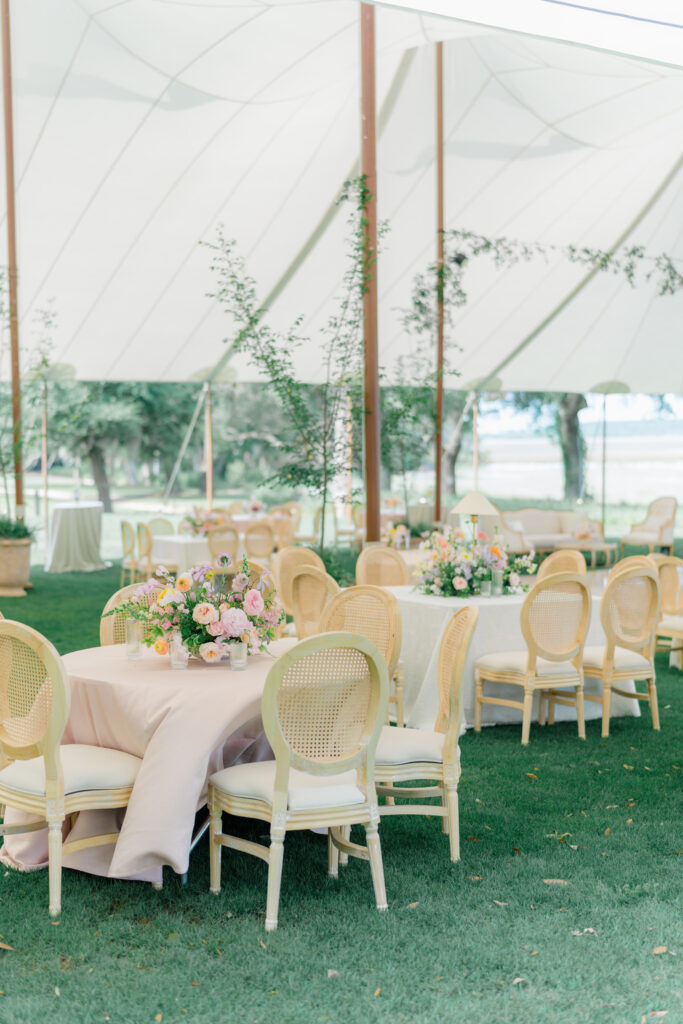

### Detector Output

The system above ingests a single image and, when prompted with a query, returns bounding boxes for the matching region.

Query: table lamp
[450,490,499,553]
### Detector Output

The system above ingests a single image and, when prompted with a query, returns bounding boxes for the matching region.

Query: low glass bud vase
[492,569,504,596]
[230,642,247,671]
[480,580,492,598]
[126,619,142,660]
[170,635,189,670]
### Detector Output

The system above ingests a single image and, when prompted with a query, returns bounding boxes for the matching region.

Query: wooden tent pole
[473,396,479,491]
[360,3,380,544]
[1,0,22,520]
[601,394,607,535]
[42,380,48,544]
[204,382,213,511]
[434,40,444,525]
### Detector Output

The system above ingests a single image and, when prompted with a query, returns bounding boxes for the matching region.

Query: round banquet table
[0,638,296,884]
[44,502,107,573]
[386,586,640,731]
[151,533,211,573]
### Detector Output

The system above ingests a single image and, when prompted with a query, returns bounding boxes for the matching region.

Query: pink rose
[192,602,219,625]
[207,620,225,637]
[453,577,468,591]
[243,589,264,616]
[221,607,249,637]
[509,572,520,587]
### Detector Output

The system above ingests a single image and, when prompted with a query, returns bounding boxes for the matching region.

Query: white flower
[199,641,223,663]
[192,602,219,625]
[158,587,186,607]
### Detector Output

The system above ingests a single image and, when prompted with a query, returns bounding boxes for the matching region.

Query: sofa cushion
[516,510,563,534]
[525,532,574,548]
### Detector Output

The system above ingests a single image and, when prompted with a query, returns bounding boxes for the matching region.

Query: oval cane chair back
[147,518,174,536]
[0,620,69,767]
[291,567,340,639]
[537,549,586,582]
[520,573,592,667]
[121,520,136,561]
[208,526,239,565]
[178,517,195,535]
[609,555,656,579]
[244,522,275,561]
[227,502,244,516]
[268,505,289,517]
[272,548,325,616]
[600,566,660,658]
[100,583,163,646]
[434,606,479,736]
[356,546,410,587]
[273,515,296,551]
[137,522,153,563]
[283,501,302,530]
[319,585,402,679]
[263,632,388,775]
[653,556,683,615]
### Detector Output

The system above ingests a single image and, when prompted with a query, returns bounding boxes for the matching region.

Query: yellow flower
[154,638,168,656]
[205,569,215,580]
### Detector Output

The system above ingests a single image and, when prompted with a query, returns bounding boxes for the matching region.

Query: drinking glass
[169,634,189,670]
[126,618,142,660]
[480,579,492,598]
[230,642,247,671]
[492,569,504,596]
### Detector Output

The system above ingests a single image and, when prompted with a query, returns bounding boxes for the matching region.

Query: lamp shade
[450,490,499,517]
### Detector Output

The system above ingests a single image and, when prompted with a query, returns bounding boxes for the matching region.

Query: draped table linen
[1,638,296,883]
[44,502,106,573]
[386,586,640,731]
[151,534,211,574]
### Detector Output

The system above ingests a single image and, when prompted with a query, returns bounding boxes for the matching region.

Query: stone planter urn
[0,537,32,597]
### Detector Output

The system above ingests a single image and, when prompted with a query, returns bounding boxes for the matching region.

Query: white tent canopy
[1,0,682,393]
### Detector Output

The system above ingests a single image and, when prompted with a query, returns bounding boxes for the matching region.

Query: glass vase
[480,580,492,598]
[230,642,248,671]
[126,618,142,660]
[169,634,189,670]
[492,569,504,596]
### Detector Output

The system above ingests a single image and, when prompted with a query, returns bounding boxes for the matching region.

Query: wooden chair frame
[375,607,479,862]
[147,517,175,536]
[244,521,275,563]
[474,573,591,745]
[120,520,137,587]
[100,583,162,646]
[320,585,404,726]
[290,566,339,639]
[652,555,683,661]
[208,632,389,931]
[537,549,586,581]
[0,620,138,916]
[208,525,239,568]
[356,546,410,587]
[578,565,661,738]
[620,497,676,557]
[271,547,325,619]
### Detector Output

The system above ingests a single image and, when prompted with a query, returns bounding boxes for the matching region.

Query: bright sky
[478,394,683,435]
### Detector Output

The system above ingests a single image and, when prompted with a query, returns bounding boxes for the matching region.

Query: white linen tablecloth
[387,586,640,731]
[151,534,211,574]
[0,638,296,883]
[44,502,106,573]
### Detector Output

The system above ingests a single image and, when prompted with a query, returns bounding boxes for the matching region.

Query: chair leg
[521,688,533,745]
[538,692,547,726]
[327,828,339,878]
[394,667,405,728]
[209,801,222,895]
[547,693,556,726]
[364,822,388,912]
[444,784,460,863]
[47,819,63,918]
[474,671,483,732]
[601,683,612,739]
[440,792,449,834]
[339,824,351,866]
[265,830,285,932]
[576,685,586,740]
[647,678,660,731]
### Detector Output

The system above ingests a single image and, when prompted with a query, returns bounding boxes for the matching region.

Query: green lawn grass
[0,567,681,1024]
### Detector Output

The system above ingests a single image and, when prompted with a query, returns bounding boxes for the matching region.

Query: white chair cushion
[659,614,683,633]
[0,744,141,797]
[376,725,457,766]
[476,650,578,678]
[582,645,652,673]
[622,531,657,545]
[210,760,365,811]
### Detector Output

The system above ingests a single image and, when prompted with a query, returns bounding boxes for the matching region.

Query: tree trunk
[556,393,587,500]
[87,444,113,512]
[443,406,468,497]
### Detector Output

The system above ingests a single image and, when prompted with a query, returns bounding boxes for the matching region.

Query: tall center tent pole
[1,0,23,521]
[434,41,445,526]
[360,3,380,544]
[204,382,213,510]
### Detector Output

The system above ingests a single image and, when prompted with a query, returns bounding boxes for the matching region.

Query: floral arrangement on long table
[415,528,536,598]
[180,507,228,536]
[107,555,284,662]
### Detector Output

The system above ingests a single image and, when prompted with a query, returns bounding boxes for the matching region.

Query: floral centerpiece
[384,522,411,549]
[248,498,264,513]
[180,507,228,536]
[106,555,284,662]
[415,528,536,597]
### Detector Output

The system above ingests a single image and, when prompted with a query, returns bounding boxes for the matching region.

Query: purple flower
[216,552,233,569]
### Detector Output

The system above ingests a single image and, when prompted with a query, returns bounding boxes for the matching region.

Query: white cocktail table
[45,502,107,573]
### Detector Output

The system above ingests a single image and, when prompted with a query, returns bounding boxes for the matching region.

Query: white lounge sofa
[620,497,677,555]
[458,506,603,555]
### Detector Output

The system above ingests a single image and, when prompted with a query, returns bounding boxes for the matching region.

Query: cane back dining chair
[120,520,138,587]
[99,583,162,646]
[319,585,404,727]
[208,632,389,931]
[0,620,142,916]
[272,514,296,551]
[244,521,275,564]
[271,548,325,619]
[651,555,683,663]
[208,525,240,569]
[290,566,340,639]
[356,546,410,587]
[537,549,586,582]
[574,564,660,738]
[609,555,657,579]
[136,523,155,580]
[375,606,479,862]
[147,517,175,537]
[474,573,591,745]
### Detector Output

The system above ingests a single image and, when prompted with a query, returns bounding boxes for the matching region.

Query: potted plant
[0,517,33,597]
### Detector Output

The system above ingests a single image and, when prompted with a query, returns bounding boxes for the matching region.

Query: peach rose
[154,638,168,655]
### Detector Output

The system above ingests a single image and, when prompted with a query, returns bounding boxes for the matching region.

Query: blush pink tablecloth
[0,638,296,883]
